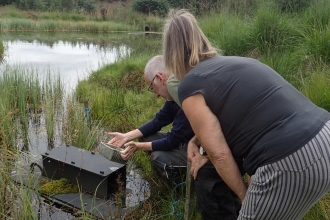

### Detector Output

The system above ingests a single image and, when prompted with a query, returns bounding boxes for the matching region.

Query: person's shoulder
[167,74,179,83]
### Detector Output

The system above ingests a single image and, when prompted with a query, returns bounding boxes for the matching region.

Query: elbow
[210,151,231,164]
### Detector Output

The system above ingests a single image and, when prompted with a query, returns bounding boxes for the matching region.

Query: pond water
[1,31,162,219]
[1,31,161,91]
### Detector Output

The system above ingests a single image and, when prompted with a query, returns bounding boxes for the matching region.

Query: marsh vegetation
[0,0,330,219]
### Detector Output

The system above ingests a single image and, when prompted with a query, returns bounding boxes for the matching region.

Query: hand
[187,137,201,162]
[190,154,209,179]
[107,132,128,147]
[120,141,138,160]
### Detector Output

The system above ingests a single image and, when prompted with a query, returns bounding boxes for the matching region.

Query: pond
[1,32,141,91]
[1,31,162,219]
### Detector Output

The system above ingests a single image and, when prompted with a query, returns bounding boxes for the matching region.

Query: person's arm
[139,101,176,136]
[182,93,247,201]
[120,141,153,160]
[108,129,143,147]
[142,101,194,151]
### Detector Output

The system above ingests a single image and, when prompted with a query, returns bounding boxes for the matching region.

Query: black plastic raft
[41,145,126,201]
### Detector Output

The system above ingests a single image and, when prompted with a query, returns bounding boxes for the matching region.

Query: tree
[0,0,16,6]
[132,0,169,16]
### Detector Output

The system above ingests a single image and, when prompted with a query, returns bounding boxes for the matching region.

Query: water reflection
[2,38,130,91]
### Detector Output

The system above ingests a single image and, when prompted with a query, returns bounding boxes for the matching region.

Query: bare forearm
[182,94,247,200]
[124,129,143,141]
[135,142,152,151]
[209,152,247,200]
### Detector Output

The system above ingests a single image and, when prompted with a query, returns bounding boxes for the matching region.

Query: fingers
[120,150,133,161]
[190,165,198,180]
[120,142,135,160]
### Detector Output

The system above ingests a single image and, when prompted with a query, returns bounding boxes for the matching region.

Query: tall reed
[0,18,135,32]
[0,64,112,218]
[301,65,330,112]
[199,10,253,56]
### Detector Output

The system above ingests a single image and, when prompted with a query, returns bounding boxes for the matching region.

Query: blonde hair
[163,9,217,81]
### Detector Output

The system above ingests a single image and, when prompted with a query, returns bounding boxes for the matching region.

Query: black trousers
[138,132,187,186]
[195,161,244,220]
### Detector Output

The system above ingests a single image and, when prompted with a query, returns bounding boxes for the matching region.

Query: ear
[156,72,166,85]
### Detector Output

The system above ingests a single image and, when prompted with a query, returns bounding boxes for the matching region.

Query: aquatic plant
[38,178,79,195]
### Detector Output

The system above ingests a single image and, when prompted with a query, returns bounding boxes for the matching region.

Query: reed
[259,50,306,89]
[0,40,4,56]
[302,25,330,63]
[251,4,301,54]
[0,64,114,218]
[301,66,330,112]
[61,95,101,150]
[0,18,135,32]
[1,0,330,218]
[199,10,254,56]
[38,12,86,21]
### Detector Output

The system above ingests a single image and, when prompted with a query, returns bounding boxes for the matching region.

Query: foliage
[132,0,169,16]
[302,0,330,30]
[301,71,330,113]
[251,6,301,53]
[39,178,79,195]
[38,12,86,21]
[0,0,15,6]
[15,0,46,10]
[0,40,4,55]
[199,10,253,56]
[166,0,185,8]
[14,0,96,12]
[275,0,311,12]
[303,26,330,63]
[77,0,96,12]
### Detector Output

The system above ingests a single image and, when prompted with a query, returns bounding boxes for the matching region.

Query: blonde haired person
[163,9,330,219]
[167,74,244,219]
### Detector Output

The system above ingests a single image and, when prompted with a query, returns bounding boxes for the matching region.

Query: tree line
[0,0,312,15]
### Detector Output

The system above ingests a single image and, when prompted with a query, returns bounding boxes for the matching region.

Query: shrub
[252,6,301,53]
[0,0,15,6]
[275,0,311,12]
[77,0,96,12]
[301,72,330,112]
[132,0,169,16]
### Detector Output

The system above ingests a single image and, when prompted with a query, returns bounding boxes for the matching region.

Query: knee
[150,151,163,162]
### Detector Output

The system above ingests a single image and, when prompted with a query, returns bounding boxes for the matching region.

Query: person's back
[178,55,330,175]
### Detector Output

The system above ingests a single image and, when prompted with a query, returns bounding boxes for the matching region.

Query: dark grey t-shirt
[179,55,330,175]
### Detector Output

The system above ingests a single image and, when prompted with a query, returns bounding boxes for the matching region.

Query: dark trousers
[195,161,244,220]
[138,132,187,186]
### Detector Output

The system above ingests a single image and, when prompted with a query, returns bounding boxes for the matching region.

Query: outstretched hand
[107,132,128,147]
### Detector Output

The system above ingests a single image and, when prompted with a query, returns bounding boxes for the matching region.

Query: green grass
[301,67,330,113]
[75,1,330,219]
[1,0,330,218]
[0,4,165,33]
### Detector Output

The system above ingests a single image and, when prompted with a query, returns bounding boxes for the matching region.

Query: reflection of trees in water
[0,40,4,64]
[2,32,162,58]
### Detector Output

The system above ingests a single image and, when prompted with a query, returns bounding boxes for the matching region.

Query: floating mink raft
[11,144,150,219]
